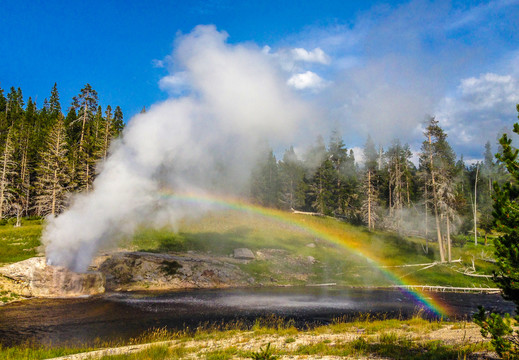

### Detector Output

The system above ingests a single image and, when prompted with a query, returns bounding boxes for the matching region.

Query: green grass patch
[0,343,97,360]
[0,219,43,264]
[0,210,500,290]
[122,209,498,288]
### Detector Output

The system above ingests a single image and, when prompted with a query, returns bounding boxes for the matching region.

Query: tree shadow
[139,226,256,255]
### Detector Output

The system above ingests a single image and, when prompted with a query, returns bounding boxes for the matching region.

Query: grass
[0,343,98,360]
[119,209,499,288]
[0,211,498,290]
[96,345,194,360]
[0,219,43,265]
[0,315,489,359]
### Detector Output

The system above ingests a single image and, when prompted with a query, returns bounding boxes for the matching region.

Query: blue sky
[2,0,519,162]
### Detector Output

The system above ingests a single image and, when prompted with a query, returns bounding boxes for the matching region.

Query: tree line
[0,80,509,264]
[250,117,510,262]
[0,83,124,224]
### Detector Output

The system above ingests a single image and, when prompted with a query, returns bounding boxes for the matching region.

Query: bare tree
[419,118,456,262]
[35,116,71,216]
[361,168,379,229]
[0,129,16,218]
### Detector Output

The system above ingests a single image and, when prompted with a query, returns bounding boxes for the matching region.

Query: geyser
[43,25,311,272]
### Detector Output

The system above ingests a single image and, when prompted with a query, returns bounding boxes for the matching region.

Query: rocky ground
[46,322,497,359]
[0,247,316,300]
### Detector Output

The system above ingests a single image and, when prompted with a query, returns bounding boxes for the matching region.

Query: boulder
[0,257,105,297]
[233,248,255,260]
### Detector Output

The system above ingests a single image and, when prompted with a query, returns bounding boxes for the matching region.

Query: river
[0,287,514,347]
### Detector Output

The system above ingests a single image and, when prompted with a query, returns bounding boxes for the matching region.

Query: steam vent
[0,257,105,297]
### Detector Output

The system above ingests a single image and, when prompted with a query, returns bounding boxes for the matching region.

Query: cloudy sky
[1,0,518,162]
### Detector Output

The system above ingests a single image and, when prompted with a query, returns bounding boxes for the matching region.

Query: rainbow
[158,189,452,317]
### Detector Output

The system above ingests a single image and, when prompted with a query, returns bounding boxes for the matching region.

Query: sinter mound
[0,257,105,297]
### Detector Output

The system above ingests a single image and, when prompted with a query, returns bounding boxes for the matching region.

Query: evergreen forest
[0,83,124,224]
[0,82,512,265]
[250,117,512,263]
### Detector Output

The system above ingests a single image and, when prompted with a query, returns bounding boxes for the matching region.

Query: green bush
[250,343,277,360]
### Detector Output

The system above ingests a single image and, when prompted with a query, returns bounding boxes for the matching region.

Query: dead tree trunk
[79,102,88,154]
[429,134,444,262]
[474,164,479,245]
[368,170,372,230]
[446,215,452,262]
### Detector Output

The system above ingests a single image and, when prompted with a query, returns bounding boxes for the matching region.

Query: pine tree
[0,85,6,113]
[0,128,17,218]
[35,115,71,216]
[250,149,280,207]
[48,83,61,118]
[364,135,378,171]
[361,166,379,230]
[419,117,456,262]
[278,147,306,210]
[304,135,327,172]
[112,106,124,136]
[386,140,404,222]
[102,105,113,160]
[0,86,7,140]
[6,87,24,128]
[475,106,519,359]
[309,158,335,215]
[72,84,98,153]
[361,135,380,230]
[328,129,348,214]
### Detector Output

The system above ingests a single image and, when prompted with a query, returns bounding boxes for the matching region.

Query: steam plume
[44,25,310,272]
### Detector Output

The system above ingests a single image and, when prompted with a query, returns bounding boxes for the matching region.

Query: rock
[307,256,316,264]
[0,257,105,298]
[306,243,316,248]
[233,248,255,260]
[97,252,255,291]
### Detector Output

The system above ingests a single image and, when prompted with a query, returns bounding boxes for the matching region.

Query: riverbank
[3,315,497,360]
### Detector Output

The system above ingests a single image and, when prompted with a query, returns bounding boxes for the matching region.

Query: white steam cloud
[43,25,311,272]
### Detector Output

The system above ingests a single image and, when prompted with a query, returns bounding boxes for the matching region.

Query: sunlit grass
[0,314,492,360]
[121,209,498,288]
[0,210,498,291]
[0,219,43,264]
[0,343,97,360]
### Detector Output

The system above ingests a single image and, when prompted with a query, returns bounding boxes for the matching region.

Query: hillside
[117,209,498,289]
[0,210,498,304]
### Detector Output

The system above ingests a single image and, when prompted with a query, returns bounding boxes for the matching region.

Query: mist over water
[44,25,312,272]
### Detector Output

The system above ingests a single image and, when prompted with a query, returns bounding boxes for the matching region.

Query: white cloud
[458,73,519,110]
[158,72,190,95]
[274,0,519,157]
[436,72,519,156]
[152,59,165,68]
[287,71,329,91]
[447,0,519,30]
[291,47,331,65]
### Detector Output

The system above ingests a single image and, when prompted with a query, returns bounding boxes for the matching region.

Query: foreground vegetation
[0,314,494,360]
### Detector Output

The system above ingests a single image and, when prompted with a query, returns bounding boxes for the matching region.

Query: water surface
[0,287,513,346]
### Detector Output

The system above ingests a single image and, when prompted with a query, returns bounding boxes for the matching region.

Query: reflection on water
[0,287,514,346]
